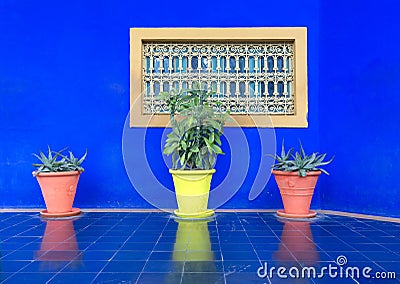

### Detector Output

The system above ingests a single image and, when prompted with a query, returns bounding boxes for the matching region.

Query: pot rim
[33,170,82,177]
[169,169,216,175]
[271,170,321,176]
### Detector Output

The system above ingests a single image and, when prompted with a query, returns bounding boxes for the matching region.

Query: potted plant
[161,82,229,218]
[271,141,333,218]
[32,146,87,217]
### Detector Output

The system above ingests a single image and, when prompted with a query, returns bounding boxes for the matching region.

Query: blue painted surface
[318,0,400,217]
[1,212,400,282]
[2,0,397,217]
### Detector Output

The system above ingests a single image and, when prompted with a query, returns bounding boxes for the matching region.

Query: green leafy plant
[161,82,229,170]
[271,140,334,177]
[32,146,87,176]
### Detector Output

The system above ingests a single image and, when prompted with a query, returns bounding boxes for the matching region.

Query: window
[130,28,308,127]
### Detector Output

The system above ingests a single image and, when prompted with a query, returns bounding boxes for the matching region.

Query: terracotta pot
[272,170,320,216]
[34,171,81,213]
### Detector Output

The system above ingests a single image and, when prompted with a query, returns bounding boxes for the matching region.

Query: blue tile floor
[0,212,400,283]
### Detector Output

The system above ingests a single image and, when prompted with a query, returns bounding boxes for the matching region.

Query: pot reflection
[35,218,82,270]
[275,220,319,265]
[272,220,319,283]
[170,219,220,282]
[174,219,214,261]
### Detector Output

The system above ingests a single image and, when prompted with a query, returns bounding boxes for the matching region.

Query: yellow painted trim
[130,27,308,128]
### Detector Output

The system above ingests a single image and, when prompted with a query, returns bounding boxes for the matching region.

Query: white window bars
[142,42,295,115]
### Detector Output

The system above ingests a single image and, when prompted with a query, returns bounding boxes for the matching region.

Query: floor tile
[223,260,262,274]
[2,272,55,284]
[153,242,186,251]
[311,277,358,283]
[149,251,177,261]
[0,261,32,272]
[92,272,139,283]
[87,241,124,251]
[225,272,269,284]
[187,250,222,261]
[0,273,12,282]
[142,260,184,273]
[112,250,151,261]
[47,272,97,283]
[220,243,254,251]
[121,242,155,251]
[222,250,258,261]
[326,251,371,262]
[1,212,400,284]
[102,260,146,273]
[362,251,400,261]
[19,260,70,273]
[184,261,224,272]
[181,272,225,284]
[60,260,107,273]
[136,272,182,283]
[375,261,400,272]
[81,250,115,261]
[1,250,38,261]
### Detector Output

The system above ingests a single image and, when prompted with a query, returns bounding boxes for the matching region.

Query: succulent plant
[271,140,333,177]
[32,146,87,175]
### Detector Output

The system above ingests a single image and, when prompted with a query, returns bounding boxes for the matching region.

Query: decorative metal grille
[142,41,295,115]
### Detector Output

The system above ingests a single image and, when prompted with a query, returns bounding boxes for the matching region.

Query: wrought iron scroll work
[142,42,295,115]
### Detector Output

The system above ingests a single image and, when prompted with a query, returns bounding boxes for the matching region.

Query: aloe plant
[161,82,229,170]
[271,140,333,177]
[32,146,87,175]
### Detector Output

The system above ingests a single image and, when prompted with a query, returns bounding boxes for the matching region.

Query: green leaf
[180,140,187,150]
[163,146,175,155]
[318,168,330,175]
[211,144,223,155]
[271,140,333,175]
[180,153,186,167]
[281,139,286,158]
[32,146,87,174]
[204,137,211,148]
[299,140,306,158]
[78,149,88,165]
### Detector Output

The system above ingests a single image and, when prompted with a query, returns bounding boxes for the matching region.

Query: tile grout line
[45,214,107,284]
[213,213,226,284]
[134,213,175,284]
[1,211,400,284]
[46,212,133,283]
[0,213,47,284]
[89,213,153,284]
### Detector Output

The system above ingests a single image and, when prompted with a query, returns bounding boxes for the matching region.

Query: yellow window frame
[130,27,308,128]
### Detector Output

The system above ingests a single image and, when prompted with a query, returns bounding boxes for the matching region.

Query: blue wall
[318,0,400,217]
[3,0,396,217]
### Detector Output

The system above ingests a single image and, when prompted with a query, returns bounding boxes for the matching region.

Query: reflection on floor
[0,212,399,283]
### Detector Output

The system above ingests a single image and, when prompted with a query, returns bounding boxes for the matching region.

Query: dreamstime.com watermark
[257,255,396,280]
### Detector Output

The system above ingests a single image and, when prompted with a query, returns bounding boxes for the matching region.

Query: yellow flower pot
[169,169,215,218]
